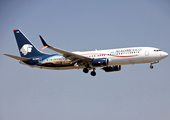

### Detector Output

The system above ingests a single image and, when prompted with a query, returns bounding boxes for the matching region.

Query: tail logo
[20,44,33,55]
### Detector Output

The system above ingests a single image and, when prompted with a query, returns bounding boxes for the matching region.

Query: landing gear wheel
[150,65,153,69]
[83,68,89,73]
[91,71,96,76]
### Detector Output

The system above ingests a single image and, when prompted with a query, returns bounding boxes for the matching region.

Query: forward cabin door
[145,50,149,56]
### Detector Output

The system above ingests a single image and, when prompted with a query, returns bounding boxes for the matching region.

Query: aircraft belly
[132,56,145,64]
[36,65,80,70]
[109,57,131,65]
[142,56,160,63]
[108,56,145,65]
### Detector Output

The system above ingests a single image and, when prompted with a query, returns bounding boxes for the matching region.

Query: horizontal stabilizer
[4,54,30,61]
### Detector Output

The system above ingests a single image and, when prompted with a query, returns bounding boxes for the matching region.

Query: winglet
[39,35,49,50]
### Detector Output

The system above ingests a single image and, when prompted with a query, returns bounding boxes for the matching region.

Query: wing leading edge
[39,35,92,64]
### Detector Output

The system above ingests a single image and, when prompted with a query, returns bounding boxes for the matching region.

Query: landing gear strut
[150,61,159,69]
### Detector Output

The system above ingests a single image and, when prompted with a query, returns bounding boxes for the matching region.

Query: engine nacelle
[92,58,108,67]
[102,65,121,72]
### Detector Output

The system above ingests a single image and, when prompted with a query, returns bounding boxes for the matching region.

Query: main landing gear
[83,68,89,73]
[83,68,96,76]
[91,69,96,76]
[150,61,159,69]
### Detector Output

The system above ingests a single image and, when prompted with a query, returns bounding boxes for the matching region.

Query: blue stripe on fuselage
[37,54,63,65]
[23,54,63,66]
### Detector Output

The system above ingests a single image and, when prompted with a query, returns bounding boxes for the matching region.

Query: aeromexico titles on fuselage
[3,29,168,76]
[27,47,142,66]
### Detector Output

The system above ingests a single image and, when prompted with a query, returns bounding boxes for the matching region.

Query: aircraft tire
[91,71,96,76]
[150,65,153,69]
[83,68,89,73]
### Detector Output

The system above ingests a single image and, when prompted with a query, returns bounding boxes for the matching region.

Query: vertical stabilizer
[13,29,45,58]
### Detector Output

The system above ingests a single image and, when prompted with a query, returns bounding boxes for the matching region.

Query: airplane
[4,29,168,76]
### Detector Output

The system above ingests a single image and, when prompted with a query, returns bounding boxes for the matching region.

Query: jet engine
[102,65,121,72]
[92,58,108,67]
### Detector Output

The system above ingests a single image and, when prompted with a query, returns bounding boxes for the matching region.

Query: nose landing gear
[150,65,153,69]
[150,61,159,69]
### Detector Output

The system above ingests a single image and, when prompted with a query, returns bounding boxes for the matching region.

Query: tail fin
[13,29,45,58]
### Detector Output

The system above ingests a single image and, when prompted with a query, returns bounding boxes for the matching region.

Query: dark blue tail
[13,29,46,58]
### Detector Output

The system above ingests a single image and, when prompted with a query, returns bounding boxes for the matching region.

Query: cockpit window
[154,50,161,52]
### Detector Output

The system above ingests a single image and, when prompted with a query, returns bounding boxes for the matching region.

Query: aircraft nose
[161,51,168,58]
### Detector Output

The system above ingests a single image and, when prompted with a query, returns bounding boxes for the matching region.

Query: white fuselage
[27,47,168,70]
[76,47,167,65]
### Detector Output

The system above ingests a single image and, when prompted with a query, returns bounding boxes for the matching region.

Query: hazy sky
[0,0,170,120]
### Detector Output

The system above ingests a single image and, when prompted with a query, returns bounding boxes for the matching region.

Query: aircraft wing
[4,54,30,61]
[39,35,92,63]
